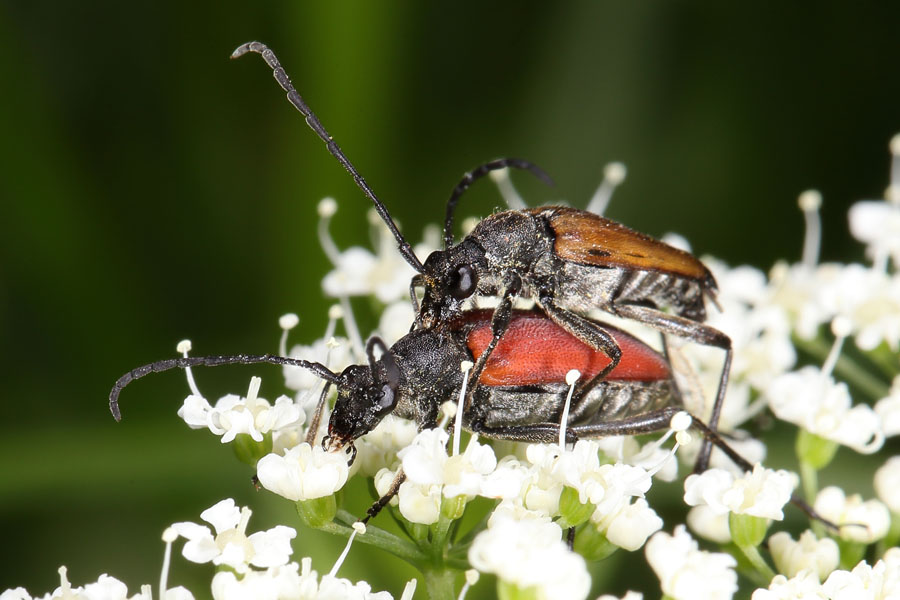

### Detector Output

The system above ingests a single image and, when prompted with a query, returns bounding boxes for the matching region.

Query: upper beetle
[231,41,733,471]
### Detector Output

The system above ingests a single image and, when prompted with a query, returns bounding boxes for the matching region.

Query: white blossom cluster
[8,141,900,599]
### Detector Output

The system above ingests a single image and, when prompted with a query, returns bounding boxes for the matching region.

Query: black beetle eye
[377,384,395,410]
[449,264,478,300]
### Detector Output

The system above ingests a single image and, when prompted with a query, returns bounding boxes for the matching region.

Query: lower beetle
[110,309,747,470]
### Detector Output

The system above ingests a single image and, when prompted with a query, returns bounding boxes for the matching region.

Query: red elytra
[463,310,670,387]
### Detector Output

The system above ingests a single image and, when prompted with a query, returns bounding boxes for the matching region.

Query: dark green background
[2,2,899,598]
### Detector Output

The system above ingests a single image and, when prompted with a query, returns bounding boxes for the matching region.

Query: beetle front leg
[464,279,520,408]
[611,303,733,473]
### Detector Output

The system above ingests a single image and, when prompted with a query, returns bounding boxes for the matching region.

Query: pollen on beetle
[176,339,192,355]
[279,313,299,330]
[317,197,337,218]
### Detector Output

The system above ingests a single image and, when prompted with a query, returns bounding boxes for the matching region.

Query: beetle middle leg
[539,296,623,401]
[610,303,733,473]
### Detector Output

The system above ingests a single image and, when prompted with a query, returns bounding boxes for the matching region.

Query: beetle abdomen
[463,310,670,386]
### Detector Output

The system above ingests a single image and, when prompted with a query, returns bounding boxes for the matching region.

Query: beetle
[110,309,745,471]
[230,41,733,470]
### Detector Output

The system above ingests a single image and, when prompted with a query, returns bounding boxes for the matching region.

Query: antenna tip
[230,42,256,59]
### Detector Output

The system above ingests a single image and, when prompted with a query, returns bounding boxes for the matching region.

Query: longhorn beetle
[111,309,742,468]
[231,41,733,471]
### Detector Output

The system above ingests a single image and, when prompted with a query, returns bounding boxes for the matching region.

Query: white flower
[875,377,900,437]
[874,455,900,514]
[683,464,797,520]
[257,443,350,501]
[479,456,532,500]
[283,337,352,394]
[813,486,891,544]
[768,530,839,581]
[4,567,194,600]
[377,301,416,346]
[597,593,643,600]
[396,480,442,525]
[211,557,397,600]
[766,366,884,454]
[170,499,296,572]
[686,505,732,544]
[645,525,738,600]
[399,428,497,499]
[849,197,900,268]
[178,377,303,444]
[821,547,900,599]
[352,415,419,477]
[598,497,663,551]
[750,570,826,600]
[468,508,590,600]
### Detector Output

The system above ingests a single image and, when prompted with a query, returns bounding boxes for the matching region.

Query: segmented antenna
[443,158,554,248]
[231,41,425,274]
[109,354,341,421]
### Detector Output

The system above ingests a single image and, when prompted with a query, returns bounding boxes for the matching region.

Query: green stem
[793,335,890,400]
[422,566,458,600]
[316,511,429,565]
[737,543,776,584]
[799,461,825,538]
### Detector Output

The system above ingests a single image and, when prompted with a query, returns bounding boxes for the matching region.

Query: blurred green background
[2,1,899,598]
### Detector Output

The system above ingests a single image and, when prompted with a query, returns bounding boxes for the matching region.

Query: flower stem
[317,511,429,565]
[799,461,825,538]
[792,335,890,400]
[422,566,458,600]
[736,542,776,583]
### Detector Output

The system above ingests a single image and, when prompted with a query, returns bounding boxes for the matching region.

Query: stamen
[177,339,203,398]
[821,316,852,378]
[559,370,581,449]
[645,412,693,478]
[400,579,418,600]
[140,584,152,600]
[301,556,312,576]
[317,198,341,264]
[457,569,480,600]
[489,167,527,210]
[57,566,71,594]
[798,189,822,269]
[278,313,299,356]
[438,400,457,430]
[585,161,627,216]
[237,506,252,535]
[454,361,474,457]
[160,527,178,598]
[889,133,900,206]
[245,376,263,411]
[326,304,343,341]
[339,296,366,362]
[329,521,366,578]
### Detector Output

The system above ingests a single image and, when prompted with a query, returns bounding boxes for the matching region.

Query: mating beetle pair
[111,41,738,475]
[227,41,734,471]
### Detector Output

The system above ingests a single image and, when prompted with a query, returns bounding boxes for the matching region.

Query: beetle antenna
[109,354,340,421]
[443,158,554,248]
[231,41,425,274]
[365,336,400,387]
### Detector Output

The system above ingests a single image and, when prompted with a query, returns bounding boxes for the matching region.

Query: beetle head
[419,242,484,329]
[325,346,401,461]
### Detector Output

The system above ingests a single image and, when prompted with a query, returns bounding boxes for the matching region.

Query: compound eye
[449,264,478,300]
[377,384,396,410]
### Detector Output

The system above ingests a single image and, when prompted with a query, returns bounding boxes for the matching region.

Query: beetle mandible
[231,41,733,471]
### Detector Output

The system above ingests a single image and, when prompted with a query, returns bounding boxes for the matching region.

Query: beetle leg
[468,418,579,445]
[362,468,406,524]
[610,303,733,473]
[465,281,519,410]
[538,297,623,402]
[408,275,425,330]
